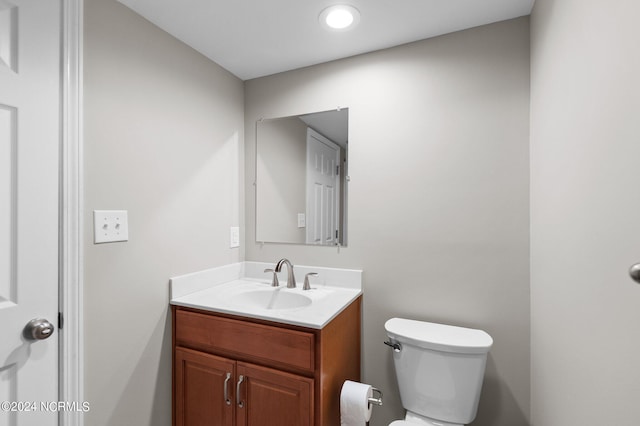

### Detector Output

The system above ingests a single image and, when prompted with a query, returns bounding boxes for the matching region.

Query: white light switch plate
[230,226,240,248]
[94,210,129,244]
[297,213,306,228]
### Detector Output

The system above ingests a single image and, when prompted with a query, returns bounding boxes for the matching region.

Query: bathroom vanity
[170,262,362,426]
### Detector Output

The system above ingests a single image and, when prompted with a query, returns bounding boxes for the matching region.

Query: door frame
[60,0,84,425]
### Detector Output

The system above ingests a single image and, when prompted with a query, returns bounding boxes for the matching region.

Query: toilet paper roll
[340,380,373,426]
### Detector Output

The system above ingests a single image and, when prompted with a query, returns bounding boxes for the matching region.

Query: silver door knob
[24,318,54,340]
[630,263,640,284]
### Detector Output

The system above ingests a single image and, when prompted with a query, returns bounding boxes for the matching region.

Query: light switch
[297,213,306,228]
[230,226,240,248]
[93,210,129,244]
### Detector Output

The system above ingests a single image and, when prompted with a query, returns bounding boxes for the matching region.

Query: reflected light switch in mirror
[298,213,306,228]
[230,227,240,248]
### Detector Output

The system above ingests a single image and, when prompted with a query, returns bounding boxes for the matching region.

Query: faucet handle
[303,272,318,290]
[264,269,279,287]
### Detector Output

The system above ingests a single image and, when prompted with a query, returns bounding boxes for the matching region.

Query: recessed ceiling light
[319,5,360,31]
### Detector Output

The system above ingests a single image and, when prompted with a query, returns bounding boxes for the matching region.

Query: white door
[0,0,60,425]
[306,128,340,245]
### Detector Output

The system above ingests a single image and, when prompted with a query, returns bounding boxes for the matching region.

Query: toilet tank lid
[384,318,493,354]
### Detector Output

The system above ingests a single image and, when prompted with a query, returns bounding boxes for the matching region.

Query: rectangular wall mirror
[256,108,349,246]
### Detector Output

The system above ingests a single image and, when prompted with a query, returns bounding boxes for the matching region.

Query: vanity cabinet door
[175,347,235,426]
[236,362,314,426]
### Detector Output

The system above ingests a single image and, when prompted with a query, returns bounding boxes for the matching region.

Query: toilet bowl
[384,318,493,426]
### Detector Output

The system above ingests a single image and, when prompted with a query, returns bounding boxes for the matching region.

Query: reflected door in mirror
[306,129,339,245]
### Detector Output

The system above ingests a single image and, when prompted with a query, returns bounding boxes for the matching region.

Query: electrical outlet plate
[93,210,129,244]
[230,226,240,248]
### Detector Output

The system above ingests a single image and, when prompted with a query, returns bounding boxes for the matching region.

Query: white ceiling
[117,0,535,81]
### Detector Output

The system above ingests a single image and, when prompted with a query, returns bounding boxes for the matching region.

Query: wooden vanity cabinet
[175,348,235,426]
[172,296,361,426]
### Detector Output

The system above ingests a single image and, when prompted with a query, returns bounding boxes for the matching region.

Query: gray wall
[245,18,530,426]
[83,1,244,425]
[256,116,307,243]
[530,0,640,424]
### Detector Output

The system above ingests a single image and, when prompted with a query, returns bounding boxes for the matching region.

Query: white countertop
[170,262,362,329]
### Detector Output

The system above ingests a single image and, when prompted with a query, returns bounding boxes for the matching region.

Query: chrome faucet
[275,258,296,288]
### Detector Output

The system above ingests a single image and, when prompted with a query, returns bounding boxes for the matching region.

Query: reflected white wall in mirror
[256,108,348,246]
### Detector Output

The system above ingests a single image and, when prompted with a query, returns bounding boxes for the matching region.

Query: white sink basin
[229,289,312,310]
[171,275,362,329]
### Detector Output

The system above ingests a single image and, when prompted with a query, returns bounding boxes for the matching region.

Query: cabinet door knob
[236,375,245,408]
[223,373,232,406]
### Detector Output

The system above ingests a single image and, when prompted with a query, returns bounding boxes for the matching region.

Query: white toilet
[384,318,493,426]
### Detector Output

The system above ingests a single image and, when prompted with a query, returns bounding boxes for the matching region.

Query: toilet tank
[385,318,493,425]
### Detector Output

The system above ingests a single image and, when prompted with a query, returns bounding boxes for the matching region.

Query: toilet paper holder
[368,387,383,407]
